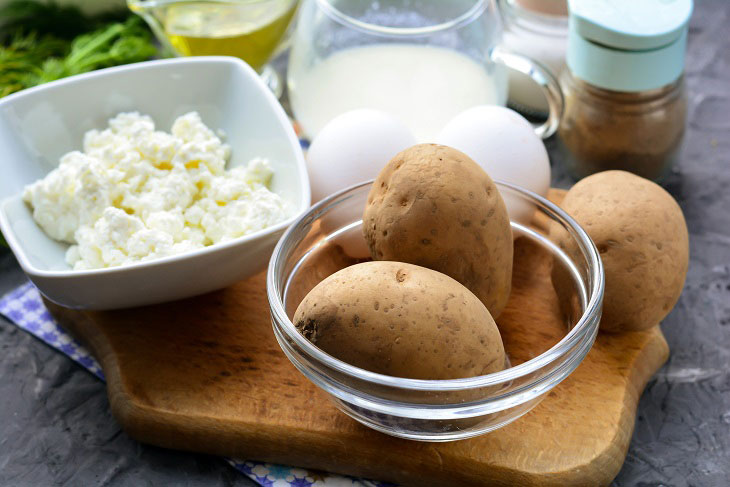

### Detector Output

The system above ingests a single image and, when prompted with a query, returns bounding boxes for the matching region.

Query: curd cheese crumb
[23,111,291,270]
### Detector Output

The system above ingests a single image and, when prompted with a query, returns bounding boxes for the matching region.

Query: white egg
[306,109,417,203]
[436,105,551,225]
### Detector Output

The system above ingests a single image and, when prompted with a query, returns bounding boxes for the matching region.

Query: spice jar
[500,0,568,117]
[558,0,692,181]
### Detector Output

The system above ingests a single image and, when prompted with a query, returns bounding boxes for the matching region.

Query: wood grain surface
[45,190,669,487]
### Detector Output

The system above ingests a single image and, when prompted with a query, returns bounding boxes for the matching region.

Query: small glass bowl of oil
[128,0,299,96]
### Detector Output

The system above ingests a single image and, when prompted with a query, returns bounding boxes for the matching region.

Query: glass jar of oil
[128,0,298,72]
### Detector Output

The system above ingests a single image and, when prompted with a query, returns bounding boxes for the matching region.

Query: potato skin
[293,261,505,380]
[362,144,513,318]
[552,170,689,333]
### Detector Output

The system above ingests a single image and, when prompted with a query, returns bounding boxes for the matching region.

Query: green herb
[21,17,159,87]
[0,0,129,43]
[0,3,160,98]
[0,32,69,97]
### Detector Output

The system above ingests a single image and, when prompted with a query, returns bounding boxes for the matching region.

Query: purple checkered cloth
[0,281,393,487]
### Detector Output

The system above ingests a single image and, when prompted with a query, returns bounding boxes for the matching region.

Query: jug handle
[490,46,564,139]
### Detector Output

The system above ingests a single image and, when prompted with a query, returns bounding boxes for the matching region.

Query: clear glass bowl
[267,181,603,441]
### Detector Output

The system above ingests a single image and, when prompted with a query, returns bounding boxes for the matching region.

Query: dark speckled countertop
[1,1,729,485]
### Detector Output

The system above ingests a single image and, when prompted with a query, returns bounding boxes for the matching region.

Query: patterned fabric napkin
[0,282,392,487]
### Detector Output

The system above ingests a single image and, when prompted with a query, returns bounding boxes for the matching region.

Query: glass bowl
[267,181,603,441]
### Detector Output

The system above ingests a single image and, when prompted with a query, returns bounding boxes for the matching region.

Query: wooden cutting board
[45,190,669,487]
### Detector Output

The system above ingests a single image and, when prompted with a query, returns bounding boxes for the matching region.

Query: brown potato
[293,261,505,380]
[551,170,689,333]
[362,144,513,318]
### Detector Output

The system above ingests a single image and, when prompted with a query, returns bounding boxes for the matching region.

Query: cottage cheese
[23,111,290,270]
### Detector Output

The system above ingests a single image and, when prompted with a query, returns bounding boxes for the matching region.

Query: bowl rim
[267,179,604,391]
[0,56,311,278]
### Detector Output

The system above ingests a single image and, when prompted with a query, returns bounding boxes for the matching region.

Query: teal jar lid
[566,0,693,92]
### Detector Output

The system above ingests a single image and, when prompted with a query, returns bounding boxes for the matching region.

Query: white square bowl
[0,57,310,310]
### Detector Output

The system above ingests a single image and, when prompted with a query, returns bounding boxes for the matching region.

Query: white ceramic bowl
[0,57,310,310]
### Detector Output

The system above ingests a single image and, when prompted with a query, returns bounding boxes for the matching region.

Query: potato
[551,170,689,333]
[293,261,505,380]
[362,144,513,318]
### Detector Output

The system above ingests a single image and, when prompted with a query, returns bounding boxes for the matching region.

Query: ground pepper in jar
[559,72,687,181]
[559,0,692,182]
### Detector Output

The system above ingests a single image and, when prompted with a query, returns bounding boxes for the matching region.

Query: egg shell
[436,106,551,225]
[306,109,417,203]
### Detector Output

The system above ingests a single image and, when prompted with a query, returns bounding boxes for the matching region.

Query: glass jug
[287,0,563,141]
[128,0,299,96]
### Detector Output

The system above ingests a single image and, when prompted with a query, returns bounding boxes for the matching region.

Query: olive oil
[131,1,298,72]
